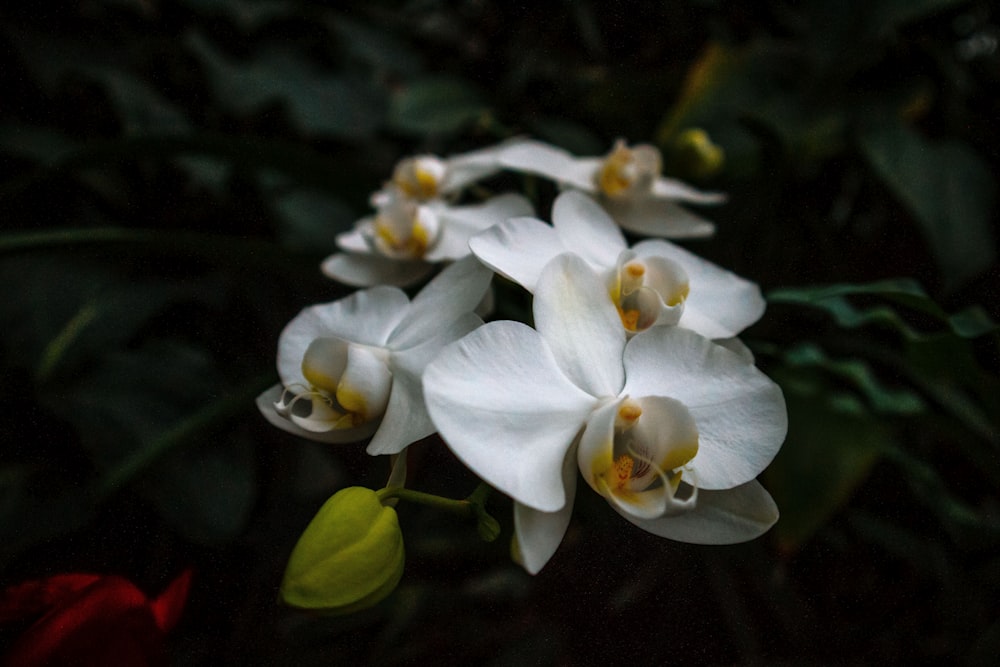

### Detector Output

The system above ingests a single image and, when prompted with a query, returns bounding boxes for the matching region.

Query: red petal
[0,574,103,624]
[149,569,194,632]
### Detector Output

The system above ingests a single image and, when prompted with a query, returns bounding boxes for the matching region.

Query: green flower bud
[281,486,404,614]
[668,128,725,180]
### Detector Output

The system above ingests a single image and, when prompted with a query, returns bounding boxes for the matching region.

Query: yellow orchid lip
[587,395,700,519]
[370,198,440,260]
[391,155,448,200]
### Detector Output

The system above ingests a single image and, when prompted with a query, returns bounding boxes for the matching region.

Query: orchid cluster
[258,137,787,609]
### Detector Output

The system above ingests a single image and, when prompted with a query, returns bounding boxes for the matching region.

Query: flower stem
[376,482,500,542]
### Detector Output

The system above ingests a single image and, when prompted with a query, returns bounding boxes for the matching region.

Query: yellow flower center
[392,156,446,200]
[595,140,662,200]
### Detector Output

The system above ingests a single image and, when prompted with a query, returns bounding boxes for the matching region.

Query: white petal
[370,312,485,456]
[337,344,393,424]
[335,225,370,253]
[423,321,597,512]
[550,191,625,268]
[276,286,408,386]
[634,239,765,338]
[616,479,778,543]
[425,193,535,261]
[533,254,626,398]
[513,448,578,574]
[389,256,492,350]
[365,371,433,456]
[602,198,716,238]
[576,397,621,493]
[320,252,434,288]
[714,337,755,364]
[651,177,728,204]
[439,143,507,193]
[255,384,380,444]
[622,326,787,490]
[469,216,566,291]
[496,139,597,190]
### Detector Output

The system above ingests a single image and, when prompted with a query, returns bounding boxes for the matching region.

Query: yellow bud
[280,487,404,614]
[669,128,725,180]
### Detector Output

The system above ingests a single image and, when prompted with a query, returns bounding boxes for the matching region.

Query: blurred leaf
[330,15,425,75]
[272,189,357,253]
[766,373,889,551]
[884,445,1000,551]
[870,0,971,35]
[0,256,190,380]
[81,67,190,135]
[42,338,264,544]
[860,122,997,288]
[178,0,294,28]
[782,342,925,415]
[47,340,222,467]
[388,76,487,135]
[145,433,257,544]
[768,279,998,340]
[0,125,82,164]
[529,117,605,155]
[186,32,383,139]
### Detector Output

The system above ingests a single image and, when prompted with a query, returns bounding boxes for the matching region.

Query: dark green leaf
[388,76,487,135]
[187,32,384,138]
[860,122,997,288]
[765,373,888,551]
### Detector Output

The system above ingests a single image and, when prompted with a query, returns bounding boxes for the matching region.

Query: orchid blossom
[321,141,534,288]
[382,142,515,202]
[470,190,765,339]
[322,191,533,287]
[258,255,492,456]
[498,138,725,238]
[423,253,786,574]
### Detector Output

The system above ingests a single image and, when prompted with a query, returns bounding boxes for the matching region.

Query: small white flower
[258,256,492,456]
[321,141,535,288]
[386,143,510,202]
[498,138,725,237]
[322,191,533,287]
[423,253,787,573]
[471,190,765,339]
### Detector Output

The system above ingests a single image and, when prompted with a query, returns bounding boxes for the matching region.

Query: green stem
[376,487,475,516]
[376,483,500,542]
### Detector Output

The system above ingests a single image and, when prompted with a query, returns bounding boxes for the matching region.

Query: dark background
[1,1,998,664]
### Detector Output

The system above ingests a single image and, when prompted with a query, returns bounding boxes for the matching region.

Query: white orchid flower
[498,138,724,238]
[258,256,492,456]
[385,142,513,202]
[321,140,535,288]
[423,253,787,574]
[321,192,534,287]
[470,190,765,339]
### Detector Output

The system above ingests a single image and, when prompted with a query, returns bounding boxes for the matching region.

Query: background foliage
[1,0,998,663]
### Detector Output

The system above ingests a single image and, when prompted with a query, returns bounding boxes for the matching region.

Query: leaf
[80,67,190,135]
[860,122,997,288]
[782,342,925,415]
[144,433,257,544]
[388,76,487,135]
[330,15,425,76]
[768,279,998,340]
[765,376,888,552]
[186,32,384,139]
[0,256,190,380]
[272,189,357,253]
